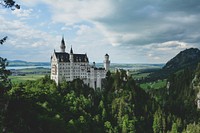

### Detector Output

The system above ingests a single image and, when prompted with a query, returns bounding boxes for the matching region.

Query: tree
[0,57,11,133]
[171,122,178,133]
[0,1,20,132]
[0,0,20,10]
[0,36,7,45]
[104,121,113,133]
[0,57,11,95]
[183,123,200,133]
[153,108,163,133]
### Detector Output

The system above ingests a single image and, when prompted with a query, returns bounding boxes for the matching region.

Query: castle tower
[70,46,73,62]
[60,36,66,52]
[70,46,74,81]
[104,53,110,71]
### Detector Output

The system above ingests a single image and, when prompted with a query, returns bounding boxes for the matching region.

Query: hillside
[148,48,200,81]
[163,48,200,71]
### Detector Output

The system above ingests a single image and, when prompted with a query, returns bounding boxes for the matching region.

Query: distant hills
[8,60,164,70]
[149,48,200,80]
[8,60,50,67]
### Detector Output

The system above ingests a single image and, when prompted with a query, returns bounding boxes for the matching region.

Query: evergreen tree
[171,122,178,133]
[0,57,11,133]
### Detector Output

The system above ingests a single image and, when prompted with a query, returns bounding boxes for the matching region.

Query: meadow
[9,74,45,83]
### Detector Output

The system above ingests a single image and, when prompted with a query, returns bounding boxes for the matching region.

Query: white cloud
[2,0,200,63]
[76,25,91,35]
[61,26,71,31]
[151,41,191,51]
[0,16,61,61]
[12,8,33,18]
[33,0,112,26]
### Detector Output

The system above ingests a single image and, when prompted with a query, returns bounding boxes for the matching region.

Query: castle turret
[104,53,110,71]
[60,36,66,52]
[70,46,73,62]
[70,46,74,81]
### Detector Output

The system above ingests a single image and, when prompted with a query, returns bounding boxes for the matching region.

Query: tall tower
[60,36,66,52]
[104,53,110,71]
[70,46,74,81]
[70,46,73,62]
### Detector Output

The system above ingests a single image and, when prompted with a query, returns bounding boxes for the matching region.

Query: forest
[0,59,200,132]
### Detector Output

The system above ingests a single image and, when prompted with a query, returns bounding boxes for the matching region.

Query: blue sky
[1,0,200,63]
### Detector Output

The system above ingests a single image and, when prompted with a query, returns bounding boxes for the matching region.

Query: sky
[0,0,200,63]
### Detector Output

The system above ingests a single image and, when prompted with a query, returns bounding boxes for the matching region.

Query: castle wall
[50,39,110,89]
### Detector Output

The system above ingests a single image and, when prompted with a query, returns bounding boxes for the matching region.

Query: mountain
[148,48,200,81]
[163,48,200,71]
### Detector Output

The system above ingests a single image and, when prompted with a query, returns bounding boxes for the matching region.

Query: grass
[140,79,167,90]
[14,68,50,73]
[132,72,150,80]
[9,74,45,83]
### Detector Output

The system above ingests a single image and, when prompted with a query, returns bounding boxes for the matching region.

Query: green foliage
[183,123,200,133]
[9,74,45,83]
[171,122,178,133]
[1,65,200,132]
[0,57,11,133]
[0,57,11,95]
[140,79,167,90]
[153,107,166,133]
[104,121,113,133]
[166,68,196,120]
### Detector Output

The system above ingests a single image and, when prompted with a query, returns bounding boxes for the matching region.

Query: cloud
[139,40,197,63]
[150,41,191,51]
[0,16,60,61]
[17,0,200,48]
[75,25,91,35]
[12,8,33,18]
[2,0,200,63]
[86,0,200,47]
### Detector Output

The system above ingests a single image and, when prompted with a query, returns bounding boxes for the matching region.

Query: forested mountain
[149,48,200,81]
[163,48,200,71]
[148,60,200,133]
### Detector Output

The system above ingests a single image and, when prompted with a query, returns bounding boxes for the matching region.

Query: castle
[50,37,110,89]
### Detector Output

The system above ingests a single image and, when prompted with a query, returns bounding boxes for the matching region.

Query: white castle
[50,37,110,89]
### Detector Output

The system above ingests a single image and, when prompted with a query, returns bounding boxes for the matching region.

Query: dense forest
[0,60,200,132]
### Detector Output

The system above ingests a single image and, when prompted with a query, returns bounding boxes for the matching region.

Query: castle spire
[70,45,73,54]
[60,36,66,52]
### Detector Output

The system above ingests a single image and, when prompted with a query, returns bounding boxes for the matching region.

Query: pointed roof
[54,52,89,63]
[70,45,73,54]
[61,36,65,46]
[60,36,66,52]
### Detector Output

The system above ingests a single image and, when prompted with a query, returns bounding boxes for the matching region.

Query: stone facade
[50,37,110,89]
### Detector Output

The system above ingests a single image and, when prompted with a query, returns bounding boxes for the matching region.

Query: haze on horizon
[1,0,200,63]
